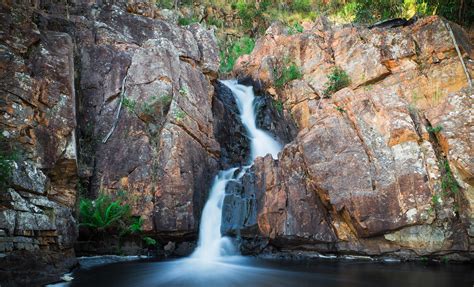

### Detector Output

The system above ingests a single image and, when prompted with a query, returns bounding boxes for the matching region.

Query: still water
[70,256,473,287]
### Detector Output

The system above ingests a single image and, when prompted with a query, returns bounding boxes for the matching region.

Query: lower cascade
[192,79,282,260]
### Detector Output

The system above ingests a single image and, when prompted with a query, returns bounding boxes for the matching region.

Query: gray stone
[0,210,16,235]
[11,162,48,194]
[15,211,55,231]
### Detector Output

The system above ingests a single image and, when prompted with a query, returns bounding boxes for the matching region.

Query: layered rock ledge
[227,16,473,260]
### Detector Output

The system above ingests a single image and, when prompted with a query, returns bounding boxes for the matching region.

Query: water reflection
[70,256,473,287]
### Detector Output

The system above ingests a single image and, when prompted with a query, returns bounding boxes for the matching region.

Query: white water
[191,80,282,260]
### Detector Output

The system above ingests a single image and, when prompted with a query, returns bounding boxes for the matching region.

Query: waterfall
[191,80,282,260]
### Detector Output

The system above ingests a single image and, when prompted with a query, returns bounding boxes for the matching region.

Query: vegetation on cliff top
[155,0,472,73]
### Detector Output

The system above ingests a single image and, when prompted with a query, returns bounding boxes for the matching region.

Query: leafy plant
[143,236,157,246]
[323,66,350,97]
[274,63,302,88]
[426,125,443,133]
[439,160,459,195]
[207,17,224,27]
[79,194,132,232]
[123,97,137,113]
[288,22,304,35]
[290,0,311,12]
[431,194,441,206]
[220,36,255,73]
[273,99,283,114]
[335,105,346,113]
[174,109,186,121]
[178,16,199,26]
[179,87,189,96]
[128,217,144,234]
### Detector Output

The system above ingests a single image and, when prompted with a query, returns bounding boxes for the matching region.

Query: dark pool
[70,256,474,287]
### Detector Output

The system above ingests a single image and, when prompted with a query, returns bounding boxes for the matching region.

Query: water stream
[192,79,282,260]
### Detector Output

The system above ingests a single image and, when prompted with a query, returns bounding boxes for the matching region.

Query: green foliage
[160,94,172,106]
[431,193,441,206]
[207,17,224,27]
[123,97,137,113]
[426,125,443,133]
[323,67,350,97]
[439,160,459,195]
[174,109,186,121]
[79,194,132,232]
[220,36,255,73]
[273,99,283,113]
[141,101,154,116]
[143,236,157,246]
[274,63,302,88]
[335,105,346,113]
[0,134,17,189]
[179,87,189,96]
[154,0,174,9]
[288,22,304,35]
[128,217,143,234]
[178,16,199,26]
[290,0,312,12]
[234,0,267,30]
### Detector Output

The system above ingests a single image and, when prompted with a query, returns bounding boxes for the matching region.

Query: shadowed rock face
[231,16,473,259]
[0,1,221,285]
[212,81,250,167]
[0,5,78,285]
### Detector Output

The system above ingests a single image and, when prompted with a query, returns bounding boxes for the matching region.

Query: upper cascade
[221,80,282,161]
[191,79,282,260]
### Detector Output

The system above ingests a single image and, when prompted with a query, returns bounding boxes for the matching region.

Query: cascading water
[191,79,282,260]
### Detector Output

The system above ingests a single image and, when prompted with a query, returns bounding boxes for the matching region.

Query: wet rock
[254,94,296,145]
[212,81,250,166]
[164,241,176,256]
[174,241,196,256]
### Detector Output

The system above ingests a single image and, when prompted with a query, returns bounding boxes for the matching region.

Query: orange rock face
[232,16,473,258]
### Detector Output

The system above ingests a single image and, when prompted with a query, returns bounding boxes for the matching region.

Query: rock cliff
[229,16,473,260]
[0,1,220,285]
[0,1,473,285]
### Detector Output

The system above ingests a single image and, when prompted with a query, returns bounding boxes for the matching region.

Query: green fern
[79,194,131,232]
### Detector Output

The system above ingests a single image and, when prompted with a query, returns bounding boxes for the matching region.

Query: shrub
[155,0,174,9]
[128,217,144,234]
[220,36,255,73]
[174,109,186,121]
[439,160,459,195]
[178,16,199,26]
[274,63,302,88]
[323,66,350,97]
[273,99,283,113]
[79,194,132,232]
[234,0,262,29]
[207,17,224,27]
[335,105,346,113]
[288,22,304,35]
[290,0,312,12]
[143,236,157,246]
[122,97,137,113]
[426,125,443,133]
